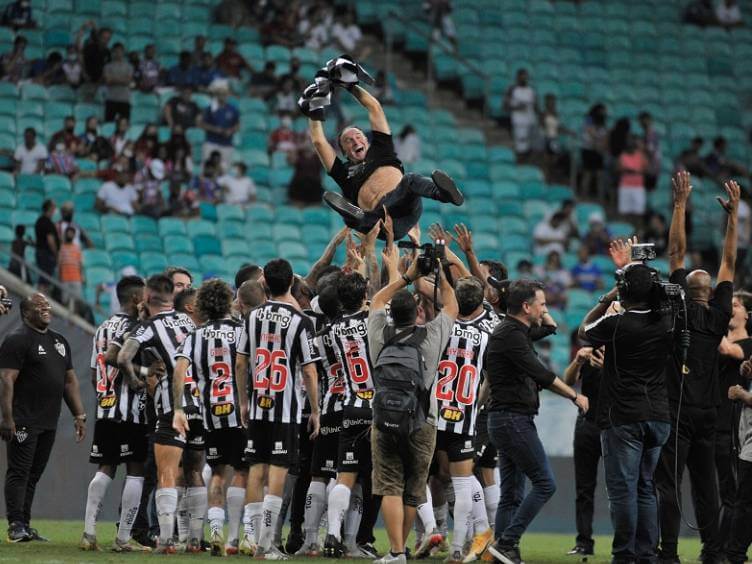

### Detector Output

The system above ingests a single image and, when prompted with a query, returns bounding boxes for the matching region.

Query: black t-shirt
[328,131,404,204]
[717,337,752,432]
[166,97,200,130]
[584,309,672,429]
[35,215,59,254]
[665,269,733,407]
[0,324,73,430]
[580,362,601,423]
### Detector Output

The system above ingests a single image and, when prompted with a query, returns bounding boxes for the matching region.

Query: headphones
[614,262,659,298]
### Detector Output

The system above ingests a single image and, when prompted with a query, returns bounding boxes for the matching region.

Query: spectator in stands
[218,162,256,206]
[56,201,92,249]
[103,42,132,122]
[167,51,197,88]
[302,5,330,49]
[166,179,197,218]
[275,77,297,116]
[516,259,534,277]
[250,61,278,100]
[533,211,571,256]
[332,12,363,53]
[570,246,603,292]
[582,213,612,256]
[288,141,323,207]
[189,161,220,203]
[108,116,129,157]
[373,69,395,105]
[0,35,27,82]
[46,141,78,179]
[62,44,82,87]
[8,224,33,283]
[579,103,609,197]
[133,123,159,162]
[558,199,580,240]
[48,116,80,153]
[214,0,251,27]
[58,226,83,308]
[191,35,207,66]
[34,199,59,292]
[425,0,457,47]
[268,115,298,155]
[14,127,47,174]
[536,250,570,309]
[195,52,222,90]
[95,171,140,216]
[705,136,749,181]
[617,134,649,224]
[684,0,718,25]
[81,23,112,83]
[215,37,250,79]
[640,211,669,256]
[134,159,166,218]
[77,116,113,162]
[279,57,304,92]
[541,93,572,182]
[29,51,64,86]
[737,186,751,272]
[675,136,712,177]
[163,86,200,130]
[199,81,239,171]
[717,0,743,27]
[1,0,35,29]
[638,111,661,191]
[608,117,631,160]
[137,43,161,92]
[164,126,193,181]
[395,125,421,164]
[262,1,302,47]
[503,68,539,158]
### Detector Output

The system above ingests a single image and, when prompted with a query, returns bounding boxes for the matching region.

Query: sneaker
[285,528,305,555]
[323,191,365,223]
[433,537,449,555]
[255,545,289,560]
[323,533,346,558]
[78,532,99,551]
[481,549,494,562]
[487,541,522,564]
[155,539,178,554]
[26,527,48,542]
[347,545,372,559]
[132,531,157,549]
[111,538,152,553]
[567,545,594,558]
[210,528,226,557]
[415,530,444,559]
[239,534,257,556]
[295,542,321,557]
[446,550,465,564]
[464,529,494,563]
[431,170,464,206]
[185,537,202,553]
[373,551,408,564]
[358,542,380,558]
[225,538,239,555]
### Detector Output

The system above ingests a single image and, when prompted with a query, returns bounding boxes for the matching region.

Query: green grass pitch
[0,520,704,563]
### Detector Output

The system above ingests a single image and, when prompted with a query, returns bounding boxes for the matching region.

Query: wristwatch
[598,293,614,304]
[401,274,413,286]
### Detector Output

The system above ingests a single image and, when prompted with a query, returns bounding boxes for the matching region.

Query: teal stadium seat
[163,235,193,255]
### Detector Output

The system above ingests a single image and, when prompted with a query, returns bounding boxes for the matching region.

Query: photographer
[655,172,739,564]
[579,245,674,564]
[485,280,588,564]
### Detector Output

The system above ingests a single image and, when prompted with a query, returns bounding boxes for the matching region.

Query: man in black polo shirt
[485,280,588,564]
[655,172,739,564]
[0,293,87,542]
[308,84,464,240]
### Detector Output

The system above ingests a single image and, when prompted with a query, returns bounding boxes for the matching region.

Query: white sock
[84,471,112,536]
[156,487,179,543]
[483,484,499,531]
[303,481,327,545]
[435,502,449,537]
[186,486,208,541]
[326,484,351,540]
[243,502,263,542]
[343,483,363,551]
[202,464,212,488]
[259,494,283,551]
[117,476,144,543]
[208,506,225,534]
[226,486,245,544]
[450,477,472,553]
[176,486,189,542]
[470,476,489,534]
[417,484,436,533]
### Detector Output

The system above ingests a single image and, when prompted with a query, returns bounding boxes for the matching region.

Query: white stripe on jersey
[317,327,345,416]
[328,310,374,410]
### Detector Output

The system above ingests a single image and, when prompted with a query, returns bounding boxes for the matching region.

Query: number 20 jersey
[435,309,499,435]
[176,318,243,431]
[238,301,320,424]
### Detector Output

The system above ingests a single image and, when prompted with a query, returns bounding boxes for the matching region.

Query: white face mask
[233,167,242,178]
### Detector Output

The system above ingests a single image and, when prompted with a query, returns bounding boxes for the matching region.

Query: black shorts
[154,412,205,450]
[310,411,343,478]
[89,419,149,465]
[206,428,248,471]
[436,430,476,462]
[337,407,372,474]
[244,420,299,468]
[473,412,497,469]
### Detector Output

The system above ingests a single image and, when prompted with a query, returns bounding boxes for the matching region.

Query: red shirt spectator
[215,38,250,78]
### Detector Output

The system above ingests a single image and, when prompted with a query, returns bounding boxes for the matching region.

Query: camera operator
[579,240,674,564]
[485,280,588,564]
[655,172,739,564]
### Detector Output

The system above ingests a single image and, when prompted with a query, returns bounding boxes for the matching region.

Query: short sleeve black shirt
[35,215,59,254]
[0,324,73,430]
[717,337,752,432]
[328,131,404,204]
[666,269,733,407]
[166,96,200,130]
[584,309,672,429]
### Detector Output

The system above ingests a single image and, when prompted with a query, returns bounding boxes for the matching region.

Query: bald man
[655,172,740,564]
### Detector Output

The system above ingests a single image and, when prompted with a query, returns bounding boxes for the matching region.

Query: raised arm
[371,256,423,311]
[304,226,349,288]
[437,262,459,320]
[454,224,484,284]
[308,119,336,171]
[563,347,592,386]
[350,85,389,134]
[668,171,692,272]
[717,180,740,284]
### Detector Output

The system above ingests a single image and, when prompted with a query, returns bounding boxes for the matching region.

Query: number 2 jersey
[327,310,374,411]
[317,321,346,416]
[238,300,320,424]
[90,312,144,423]
[176,318,243,431]
[436,308,499,436]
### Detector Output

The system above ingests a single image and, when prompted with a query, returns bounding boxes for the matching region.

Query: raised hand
[575,346,593,366]
[428,223,454,245]
[608,237,637,269]
[717,179,741,215]
[671,170,692,205]
[382,206,394,249]
[453,223,474,254]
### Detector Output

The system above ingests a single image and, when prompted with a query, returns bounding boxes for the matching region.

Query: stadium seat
[186,219,216,238]
[134,234,162,253]
[163,235,193,255]
[159,217,187,237]
[111,250,139,272]
[101,215,130,234]
[193,235,222,256]
[83,249,111,269]
[105,232,135,252]
[167,253,200,273]
[140,252,168,274]
[217,204,245,223]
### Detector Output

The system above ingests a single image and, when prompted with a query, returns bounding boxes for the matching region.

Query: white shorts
[618,186,646,215]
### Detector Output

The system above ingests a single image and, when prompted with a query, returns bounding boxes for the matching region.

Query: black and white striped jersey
[175,318,243,431]
[237,300,320,424]
[90,313,144,423]
[317,325,345,416]
[435,309,498,435]
[128,310,197,417]
[328,310,374,410]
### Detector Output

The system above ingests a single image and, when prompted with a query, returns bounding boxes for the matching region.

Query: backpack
[372,326,428,437]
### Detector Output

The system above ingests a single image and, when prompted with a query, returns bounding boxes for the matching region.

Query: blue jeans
[601,421,670,564]
[487,411,556,544]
